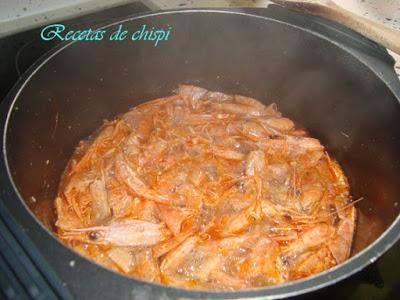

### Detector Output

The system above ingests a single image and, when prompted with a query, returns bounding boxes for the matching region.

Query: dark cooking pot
[1,7,400,300]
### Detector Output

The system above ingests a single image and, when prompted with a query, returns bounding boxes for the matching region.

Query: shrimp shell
[60,219,169,247]
[55,85,355,290]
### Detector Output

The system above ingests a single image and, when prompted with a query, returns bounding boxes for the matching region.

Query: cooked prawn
[55,85,356,290]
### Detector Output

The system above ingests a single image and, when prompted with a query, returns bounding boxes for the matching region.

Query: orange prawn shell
[55,85,356,290]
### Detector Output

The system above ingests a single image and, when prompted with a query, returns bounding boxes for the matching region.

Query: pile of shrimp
[55,85,356,290]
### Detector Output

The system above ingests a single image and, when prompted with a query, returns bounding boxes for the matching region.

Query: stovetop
[0,2,399,299]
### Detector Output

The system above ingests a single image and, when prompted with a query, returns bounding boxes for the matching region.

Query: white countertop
[1,0,399,37]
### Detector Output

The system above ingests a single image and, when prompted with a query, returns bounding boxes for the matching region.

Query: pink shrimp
[55,85,355,290]
[60,219,170,247]
[115,153,182,205]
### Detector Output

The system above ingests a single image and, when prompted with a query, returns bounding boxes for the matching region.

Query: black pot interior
[5,9,400,275]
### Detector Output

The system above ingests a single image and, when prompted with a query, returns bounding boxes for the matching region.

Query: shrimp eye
[88,231,101,240]
[329,205,340,226]
[283,213,292,221]
[280,255,289,265]
[269,134,280,140]
[237,181,246,192]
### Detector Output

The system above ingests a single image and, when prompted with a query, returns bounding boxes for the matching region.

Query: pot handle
[270,0,400,55]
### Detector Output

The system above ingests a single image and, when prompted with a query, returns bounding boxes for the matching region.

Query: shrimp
[258,136,323,155]
[105,183,135,219]
[62,171,97,221]
[212,147,244,161]
[153,230,195,258]
[115,153,182,205]
[244,237,287,285]
[242,121,272,140]
[219,199,263,237]
[263,117,294,132]
[55,196,83,230]
[89,178,111,224]
[107,247,135,273]
[208,270,248,290]
[55,85,356,290]
[133,249,161,282]
[234,95,268,110]
[299,183,325,214]
[160,236,200,285]
[245,150,266,177]
[176,84,208,110]
[157,205,193,236]
[328,206,356,263]
[284,224,334,259]
[139,138,168,166]
[290,246,336,279]
[60,219,170,247]
[70,121,130,174]
[211,102,265,117]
